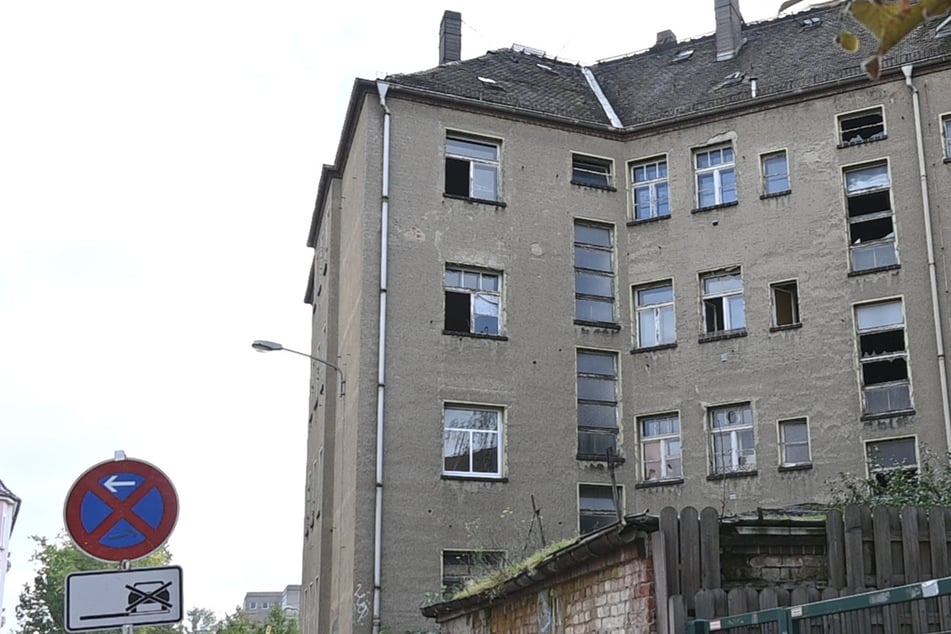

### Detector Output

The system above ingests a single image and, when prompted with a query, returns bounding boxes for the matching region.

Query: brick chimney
[653,29,678,51]
[439,10,462,65]
[715,0,744,61]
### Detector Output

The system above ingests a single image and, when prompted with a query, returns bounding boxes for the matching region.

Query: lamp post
[0,479,21,629]
[251,340,346,397]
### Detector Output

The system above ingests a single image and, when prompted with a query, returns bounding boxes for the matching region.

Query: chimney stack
[653,29,678,51]
[439,10,462,65]
[714,0,744,61]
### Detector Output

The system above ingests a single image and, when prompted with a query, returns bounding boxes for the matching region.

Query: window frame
[778,417,811,468]
[700,268,746,338]
[578,483,622,534]
[864,436,918,483]
[441,549,506,598]
[571,153,614,189]
[576,348,619,461]
[443,265,503,338]
[942,113,951,160]
[444,133,502,203]
[573,220,617,326]
[442,404,504,479]
[694,144,737,210]
[639,412,683,482]
[854,298,913,417]
[843,160,899,273]
[708,402,756,476]
[769,279,801,330]
[760,149,790,197]
[630,155,670,221]
[837,106,886,147]
[633,280,676,349]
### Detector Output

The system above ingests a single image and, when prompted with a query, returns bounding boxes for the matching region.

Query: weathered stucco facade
[298,2,951,632]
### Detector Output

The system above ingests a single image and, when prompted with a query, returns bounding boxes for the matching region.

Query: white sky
[0,0,814,626]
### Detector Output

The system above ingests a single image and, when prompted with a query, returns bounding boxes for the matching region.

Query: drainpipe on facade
[901,64,951,453]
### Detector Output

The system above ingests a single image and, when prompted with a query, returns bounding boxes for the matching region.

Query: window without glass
[761,151,790,195]
[701,269,745,335]
[445,135,500,201]
[631,157,670,220]
[443,405,503,477]
[866,437,918,488]
[444,267,501,336]
[770,280,800,328]
[709,403,755,474]
[441,550,505,597]
[640,413,682,482]
[838,107,885,146]
[855,300,912,415]
[695,145,737,208]
[578,484,621,534]
[634,281,676,348]
[574,221,616,323]
[576,350,618,460]
[779,418,810,466]
[572,154,613,188]
[845,162,897,272]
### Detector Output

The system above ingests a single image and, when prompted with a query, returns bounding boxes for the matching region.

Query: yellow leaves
[836,30,861,51]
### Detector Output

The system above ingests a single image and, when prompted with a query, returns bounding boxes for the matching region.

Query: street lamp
[0,479,22,628]
[252,340,346,397]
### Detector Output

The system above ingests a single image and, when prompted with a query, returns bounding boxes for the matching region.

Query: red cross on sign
[64,458,179,562]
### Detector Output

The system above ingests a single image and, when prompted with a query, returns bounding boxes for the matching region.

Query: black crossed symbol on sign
[126,581,173,613]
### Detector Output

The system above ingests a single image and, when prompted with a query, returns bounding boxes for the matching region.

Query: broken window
[441,550,505,597]
[443,405,503,477]
[838,107,886,146]
[572,153,613,188]
[695,145,736,208]
[866,437,917,488]
[701,269,745,335]
[855,300,912,415]
[634,281,676,348]
[578,484,621,534]
[445,134,500,201]
[709,403,755,474]
[631,156,670,220]
[640,413,682,481]
[444,267,501,336]
[770,280,800,328]
[845,162,898,272]
[761,150,790,195]
[779,418,810,466]
[574,221,616,324]
[576,349,618,460]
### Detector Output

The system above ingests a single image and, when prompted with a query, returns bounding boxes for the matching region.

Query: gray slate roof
[385,4,951,131]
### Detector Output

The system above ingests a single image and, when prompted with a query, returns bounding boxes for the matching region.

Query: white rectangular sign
[65,566,183,632]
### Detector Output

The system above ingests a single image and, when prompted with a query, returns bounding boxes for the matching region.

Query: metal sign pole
[121,559,133,634]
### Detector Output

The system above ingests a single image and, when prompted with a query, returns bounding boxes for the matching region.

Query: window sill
[441,474,509,483]
[698,328,748,344]
[570,180,617,192]
[574,320,622,332]
[944,157,951,164]
[631,342,678,354]
[760,190,791,200]
[576,454,625,464]
[837,135,887,149]
[861,409,916,422]
[627,215,671,227]
[635,478,684,489]
[848,264,901,277]
[769,323,802,333]
[778,463,813,473]
[691,200,739,214]
[442,330,509,341]
[443,193,507,208]
[707,469,758,481]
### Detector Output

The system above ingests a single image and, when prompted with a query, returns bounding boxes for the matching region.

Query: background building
[242,586,300,624]
[300,1,951,632]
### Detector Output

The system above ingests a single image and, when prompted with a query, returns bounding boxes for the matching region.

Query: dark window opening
[445,158,470,197]
[442,550,505,597]
[840,109,885,145]
[579,485,620,534]
[704,299,725,332]
[863,358,908,385]
[850,217,894,243]
[771,281,800,327]
[572,155,612,188]
[860,330,906,357]
[445,291,470,332]
[847,190,890,217]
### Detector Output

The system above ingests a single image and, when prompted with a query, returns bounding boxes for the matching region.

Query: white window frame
[578,483,622,534]
[639,412,683,482]
[442,404,504,478]
[837,106,886,147]
[760,150,790,196]
[709,403,755,474]
[700,268,746,335]
[630,156,670,220]
[573,220,616,324]
[444,266,502,336]
[572,153,613,188]
[445,133,501,201]
[778,418,811,467]
[634,280,676,348]
[854,299,913,415]
[770,279,801,328]
[576,349,619,460]
[865,436,918,481]
[694,145,737,208]
[844,161,898,272]
[942,113,951,159]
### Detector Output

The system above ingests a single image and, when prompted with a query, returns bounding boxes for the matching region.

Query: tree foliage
[828,450,951,508]
[214,606,298,634]
[779,0,951,79]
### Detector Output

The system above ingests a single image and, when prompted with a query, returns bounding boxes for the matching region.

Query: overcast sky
[1,0,816,626]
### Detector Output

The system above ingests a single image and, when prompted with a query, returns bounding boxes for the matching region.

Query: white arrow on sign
[103,475,137,494]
